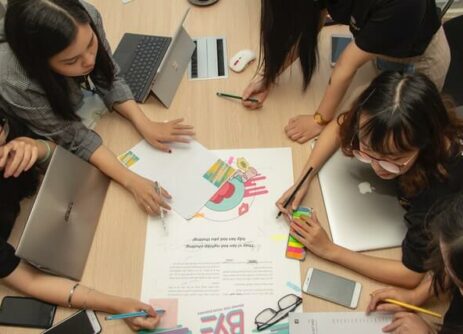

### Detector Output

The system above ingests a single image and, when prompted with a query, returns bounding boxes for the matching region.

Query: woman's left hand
[0,137,39,178]
[289,211,334,258]
[382,312,431,334]
[139,118,195,153]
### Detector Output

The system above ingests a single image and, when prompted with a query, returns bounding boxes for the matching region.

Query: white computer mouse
[229,49,256,73]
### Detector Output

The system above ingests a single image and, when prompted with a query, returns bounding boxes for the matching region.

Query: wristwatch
[313,112,330,126]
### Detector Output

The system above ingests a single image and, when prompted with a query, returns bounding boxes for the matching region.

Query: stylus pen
[154,181,167,233]
[216,92,259,103]
[105,309,165,320]
[384,299,442,318]
[276,167,314,219]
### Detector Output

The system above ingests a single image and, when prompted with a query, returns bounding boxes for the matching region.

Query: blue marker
[105,309,165,320]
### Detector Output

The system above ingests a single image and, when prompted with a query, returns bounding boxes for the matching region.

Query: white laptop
[317,148,407,251]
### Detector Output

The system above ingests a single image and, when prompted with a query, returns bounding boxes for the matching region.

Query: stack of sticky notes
[285,207,312,261]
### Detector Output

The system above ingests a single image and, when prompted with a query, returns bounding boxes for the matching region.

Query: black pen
[276,167,314,219]
[216,92,259,103]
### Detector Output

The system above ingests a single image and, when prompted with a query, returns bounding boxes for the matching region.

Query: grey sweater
[0,1,133,160]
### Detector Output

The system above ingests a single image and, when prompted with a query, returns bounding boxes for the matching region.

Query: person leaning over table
[367,193,463,334]
[276,71,463,288]
[242,0,450,144]
[0,0,195,216]
[0,116,160,331]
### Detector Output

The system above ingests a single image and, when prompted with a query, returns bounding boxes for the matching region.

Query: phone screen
[44,310,101,334]
[0,296,56,329]
[331,36,352,65]
[304,269,358,307]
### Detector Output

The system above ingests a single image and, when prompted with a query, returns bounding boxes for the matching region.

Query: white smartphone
[302,268,361,309]
[330,34,353,67]
[42,310,101,334]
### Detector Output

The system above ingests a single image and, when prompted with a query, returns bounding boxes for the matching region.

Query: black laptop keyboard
[123,36,171,102]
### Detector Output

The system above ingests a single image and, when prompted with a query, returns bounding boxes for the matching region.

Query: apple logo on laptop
[358,181,375,194]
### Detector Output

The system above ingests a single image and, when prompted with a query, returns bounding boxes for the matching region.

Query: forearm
[89,145,137,189]
[316,65,356,121]
[328,245,424,288]
[112,99,147,132]
[3,263,120,313]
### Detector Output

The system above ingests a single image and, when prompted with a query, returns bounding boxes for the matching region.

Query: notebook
[16,146,110,280]
[317,147,407,251]
[289,312,393,334]
[113,8,195,106]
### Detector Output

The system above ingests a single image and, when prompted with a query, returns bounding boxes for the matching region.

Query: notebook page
[289,312,393,334]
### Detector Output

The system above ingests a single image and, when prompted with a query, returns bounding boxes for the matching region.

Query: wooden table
[1,0,448,332]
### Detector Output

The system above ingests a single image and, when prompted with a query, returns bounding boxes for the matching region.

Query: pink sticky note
[149,298,178,329]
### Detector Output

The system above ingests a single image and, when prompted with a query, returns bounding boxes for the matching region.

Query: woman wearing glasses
[0,0,195,215]
[276,71,463,288]
[0,117,161,331]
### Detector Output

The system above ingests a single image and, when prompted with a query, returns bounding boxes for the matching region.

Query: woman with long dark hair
[276,72,463,288]
[0,0,195,215]
[0,117,160,331]
[367,193,463,334]
[243,0,450,144]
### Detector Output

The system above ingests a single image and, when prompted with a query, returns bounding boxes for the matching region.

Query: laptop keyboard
[123,36,171,102]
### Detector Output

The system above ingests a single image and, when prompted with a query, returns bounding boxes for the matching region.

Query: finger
[289,229,307,245]
[161,187,172,199]
[5,148,24,178]
[25,145,38,171]
[376,304,407,313]
[152,191,171,211]
[382,318,404,333]
[291,221,309,235]
[172,135,192,143]
[169,118,185,125]
[0,146,11,170]
[290,189,307,211]
[297,135,310,144]
[150,140,171,153]
[242,100,262,109]
[13,144,33,177]
[173,124,195,130]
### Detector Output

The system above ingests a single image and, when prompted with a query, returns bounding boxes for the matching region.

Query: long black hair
[259,0,323,90]
[339,72,463,196]
[4,0,115,121]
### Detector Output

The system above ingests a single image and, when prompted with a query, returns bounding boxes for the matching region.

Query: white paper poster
[141,148,302,333]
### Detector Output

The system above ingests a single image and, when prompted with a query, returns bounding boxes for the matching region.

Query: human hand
[367,287,421,314]
[289,211,335,258]
[382,312,431,334]
[113,298,161,331]
[139,118,195,153]
[275,181,310,220]
[0,137,39,178]
[285,114,324,143]
[242,79,269,109]
[126,173,171,215]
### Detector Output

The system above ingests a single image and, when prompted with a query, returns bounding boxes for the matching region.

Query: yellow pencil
[384,298,442,318]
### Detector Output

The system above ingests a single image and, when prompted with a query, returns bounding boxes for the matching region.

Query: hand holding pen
[276,167,314,219]
[154,181,168,233]
[105,300,163,331]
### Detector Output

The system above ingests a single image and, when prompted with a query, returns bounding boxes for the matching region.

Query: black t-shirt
[326,0,441,58]
[442,290,463,333]
[399,153,463,273]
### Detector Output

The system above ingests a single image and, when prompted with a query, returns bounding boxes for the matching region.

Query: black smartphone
[42,310,101,334]
[0,296,56,329]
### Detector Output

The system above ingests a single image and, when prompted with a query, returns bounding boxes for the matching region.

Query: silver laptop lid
[151,8,196,107]
[318,148,406,251]
[16,146,110,280]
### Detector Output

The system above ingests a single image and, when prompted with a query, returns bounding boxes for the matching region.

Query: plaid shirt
[0,1,133,161]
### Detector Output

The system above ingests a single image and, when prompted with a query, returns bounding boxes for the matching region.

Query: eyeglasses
[352,148,418,174]
[254,294,302,331]
[0,118,9,145]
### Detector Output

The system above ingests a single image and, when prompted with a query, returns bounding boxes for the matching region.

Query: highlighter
[285,207,311,261]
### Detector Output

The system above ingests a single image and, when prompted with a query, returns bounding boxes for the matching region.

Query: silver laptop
[317,148,406,251]
[113,8,195,107]
[16,146,110,280]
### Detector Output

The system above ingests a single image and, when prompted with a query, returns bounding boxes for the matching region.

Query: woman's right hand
[126,173,171,215]
[242,79,269,109]
[275,180,310,220]
[367,287,421,314]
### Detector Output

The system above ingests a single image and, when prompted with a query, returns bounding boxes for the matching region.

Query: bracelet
[37,139,52,164]
[67,283,80,308]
